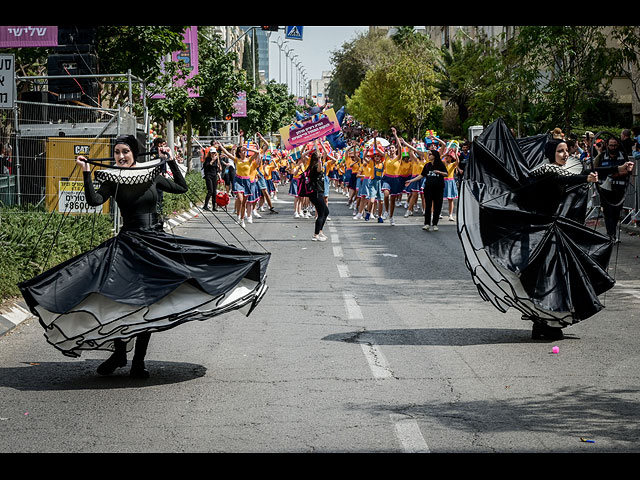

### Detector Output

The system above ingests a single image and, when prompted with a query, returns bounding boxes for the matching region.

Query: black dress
[18,159,270,358]
[457,119,618,328]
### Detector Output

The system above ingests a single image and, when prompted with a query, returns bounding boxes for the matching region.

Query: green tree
[512,25,640,134]
[346,47,440,136]
[237,80,298,136]
[95,26,188,106]
[328,30,397,109]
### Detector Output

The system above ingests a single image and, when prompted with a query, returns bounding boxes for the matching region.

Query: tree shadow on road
[369,384,640,449]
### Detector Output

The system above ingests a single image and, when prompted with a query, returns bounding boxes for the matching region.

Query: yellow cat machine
[45,137,111,214]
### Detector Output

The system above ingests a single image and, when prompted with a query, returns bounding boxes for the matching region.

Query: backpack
[298,168,314,197]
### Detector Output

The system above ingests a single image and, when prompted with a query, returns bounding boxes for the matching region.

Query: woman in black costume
[78,136,178,378]
[521,138,633,339]
[19,135,270,378]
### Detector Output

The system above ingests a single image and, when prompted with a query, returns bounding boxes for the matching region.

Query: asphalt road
[1,187,640,453]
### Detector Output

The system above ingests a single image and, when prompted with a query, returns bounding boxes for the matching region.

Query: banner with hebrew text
[278,108,341,150]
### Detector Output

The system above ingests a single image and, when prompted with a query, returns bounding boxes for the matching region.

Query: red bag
[215,191,230,207]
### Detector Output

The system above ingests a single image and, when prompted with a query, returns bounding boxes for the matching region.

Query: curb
[0,301,33,337]
[163,206,201,230]
[0,206,203,338]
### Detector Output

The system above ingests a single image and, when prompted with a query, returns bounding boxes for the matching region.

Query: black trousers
[204,175,218,208]
[600,188,626,237]
[308,191,329,235]
[423,184,444,226]
[602,201,623,237]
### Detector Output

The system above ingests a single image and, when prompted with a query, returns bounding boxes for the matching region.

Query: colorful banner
[0,26,58,48]
[232,91,247,117]
[152,26,199,99]
[279,108,341,150]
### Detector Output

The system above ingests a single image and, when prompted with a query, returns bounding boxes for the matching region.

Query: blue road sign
[285,26,303,40]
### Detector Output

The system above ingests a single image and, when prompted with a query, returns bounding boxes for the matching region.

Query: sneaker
[318,233,328,240]
[246,216,253,224]
[364,212,371,221]
[269,207,279,214]
[378,217,384,223]
[241,219,246,228]
[422,225,430,231]
[390,217,395,226]
[312,235,327,242]
[294,212,300,218]
[433,225,439,231]
[253,211,262,219]
[448,215,455,221]
[382,212,389,220]
[354,213,363,220]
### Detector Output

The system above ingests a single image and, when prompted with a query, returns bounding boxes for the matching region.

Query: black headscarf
[114,135,140,159]
[544,138,565,163]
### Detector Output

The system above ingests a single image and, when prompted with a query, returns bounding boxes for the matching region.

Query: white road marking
[343,292,362,320]
[337,224,430,453]
[360,343,393,380]
[337,264,350,278]
[390,414,431,453]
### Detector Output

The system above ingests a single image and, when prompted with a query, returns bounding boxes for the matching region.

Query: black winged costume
[457,119,624,339]
[19,136,270,373]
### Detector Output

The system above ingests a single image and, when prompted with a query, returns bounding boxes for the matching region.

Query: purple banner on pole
[151,26,199,99]
[0,26,58,48]
[232,91,247,117]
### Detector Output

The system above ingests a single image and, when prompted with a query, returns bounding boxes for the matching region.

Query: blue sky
[267,26,368,82]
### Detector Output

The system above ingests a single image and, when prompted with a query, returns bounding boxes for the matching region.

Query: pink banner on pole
[232,91,247,117]
[151,26,199,99]
[0,26,58,48]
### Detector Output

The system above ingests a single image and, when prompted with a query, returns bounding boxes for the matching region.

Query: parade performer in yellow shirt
[442,152,459,221]
[381,128,404,225]
[401,140,427,217]
[215,137,261,228]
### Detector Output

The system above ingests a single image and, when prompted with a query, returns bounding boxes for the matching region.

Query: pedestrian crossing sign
[285,26,303,40]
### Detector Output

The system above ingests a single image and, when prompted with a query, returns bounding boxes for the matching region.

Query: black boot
[531,322,564,340]
[97,339,127,375]
[130,332,151,379]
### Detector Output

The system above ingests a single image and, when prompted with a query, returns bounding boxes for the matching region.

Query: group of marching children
[214,132,281,228]
[324,128,463,229]
[211,127,464,232]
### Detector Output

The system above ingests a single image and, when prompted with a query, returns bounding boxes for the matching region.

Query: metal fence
[0,100,137,215]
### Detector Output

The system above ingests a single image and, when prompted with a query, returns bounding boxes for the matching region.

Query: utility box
[45,137,111,214]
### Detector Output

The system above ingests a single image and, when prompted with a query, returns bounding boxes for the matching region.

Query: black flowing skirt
[18,226,270,358]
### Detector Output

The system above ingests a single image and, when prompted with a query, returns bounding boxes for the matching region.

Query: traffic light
[261,26,279,31]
